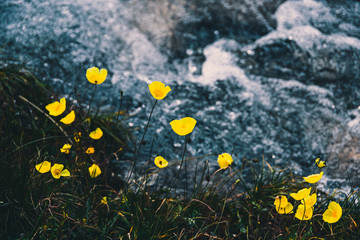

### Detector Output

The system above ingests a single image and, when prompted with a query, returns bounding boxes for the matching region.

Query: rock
[238,0,360,84]
[121,0,286,58]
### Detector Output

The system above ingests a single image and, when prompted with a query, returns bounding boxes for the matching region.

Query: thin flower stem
[211,192,228,237]
[170,135,189,197]
[115,90,123,126]
[143,135,156,191]
[18,95,74,145]
[330,223,333,235]
[74,83,98,130]
[126,100,157,183]
[184,135,188,199]
[193,153,199,198]
[85,83,97,120]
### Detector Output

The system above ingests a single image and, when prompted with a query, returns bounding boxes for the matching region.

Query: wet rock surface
[2,0,360,190]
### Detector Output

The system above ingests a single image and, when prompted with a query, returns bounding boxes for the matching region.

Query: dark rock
[121,0,286,58]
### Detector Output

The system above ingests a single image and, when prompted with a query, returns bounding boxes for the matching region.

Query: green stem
[127,100,157,183]
[171,135,189,198]
[85,83,97,119]
[184,135,188,199]
[115,90,123,126]
[75,83,97,129]
[330,223,333,235]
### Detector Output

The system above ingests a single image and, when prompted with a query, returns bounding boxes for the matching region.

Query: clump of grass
[0,60,129,238]
[1,59,359,239]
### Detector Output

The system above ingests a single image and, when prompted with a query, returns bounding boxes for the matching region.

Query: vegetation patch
[0,59,359,239]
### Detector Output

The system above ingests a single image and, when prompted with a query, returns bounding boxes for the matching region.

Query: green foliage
[0,60,359,239]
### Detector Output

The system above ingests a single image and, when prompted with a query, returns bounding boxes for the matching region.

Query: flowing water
[2,0,360,191]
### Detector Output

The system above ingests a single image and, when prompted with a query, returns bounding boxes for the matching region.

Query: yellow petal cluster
[85,147,95,154]
[148,81,171,100]
[170,117,197,136]
[274,196,293,214]
[86,67,107,84]
[217,153,233,169]
[303,172,323,184]
[101,196,108,205]
[301,193,317,207]
[290,187,311,201]
[89,164,101,178]
[74,132,81,142]
[45,98,66,116]
[323,201,342,223]
[315,158,326,168]
[295,204,313,220]
[89,128,103,140]
[60,111,75,124]
[60,143,72,154]
[51,164,70,179]
[35,161,51,173]
[154,156,168,168]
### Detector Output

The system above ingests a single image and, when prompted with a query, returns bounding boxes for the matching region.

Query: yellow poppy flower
[315,158,326,168]
[217,153,233,169]
[148,81,171,100]
[274,196,293,214]
[170,117,197,136]
[35,161,51,173]
[60,143,72,154]
[277,202,294,214]
[89,163,101,178]
[45,98,66,116]
[301,193,317,207]
[295,204,313,220]
[60,111,75,124]
[89,128,103,140]
[86,67,107,84]
[323,201,342,223]
[303,172,323,184]
[51,164,70,179]
[85,147,95,154]
[101,197,108,205]
[274,195,289,209]
[290,187,311,200]
[154,156,168,168]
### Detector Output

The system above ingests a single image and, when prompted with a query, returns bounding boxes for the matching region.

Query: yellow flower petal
[315,158,326,168]
[323,201,342,223]
[274,195,289,209]
[60,111,75,124]
[101,197,108,205]
[170,117,197,136]
[86,67,107,84]
[290,187,311,201]
[303,172,323,184]
[88,164,101,178]
[295,204,313,220]
[217,153,233,169]
[35,161,51,173]
[148,81,171,100]
[51,164,64,179]
[301,193,317,207]
[276,202,294,214]
[60,169,70,177]
[154,156,168,168]
[89,128,103,140]
[60,143,72,154]
[45,98,66,116]
[85,147,95,154]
